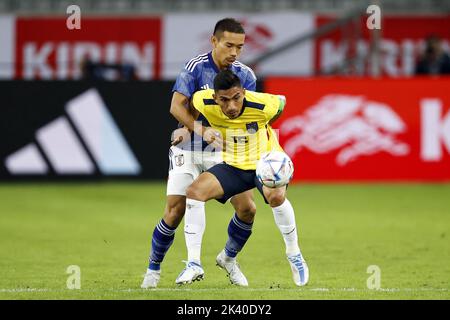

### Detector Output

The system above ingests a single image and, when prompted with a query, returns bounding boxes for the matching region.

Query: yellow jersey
[192,89,284,170]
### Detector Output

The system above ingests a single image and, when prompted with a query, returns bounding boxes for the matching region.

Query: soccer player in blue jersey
[141,18,256,288]
[142,19,304,288]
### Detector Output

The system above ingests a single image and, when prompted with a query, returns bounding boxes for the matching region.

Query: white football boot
[141,269,160,289]
[216,250,249,286]
[175,261,205,285]
[287,253,309,286]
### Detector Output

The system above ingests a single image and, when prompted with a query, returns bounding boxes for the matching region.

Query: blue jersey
[172,51,257,151]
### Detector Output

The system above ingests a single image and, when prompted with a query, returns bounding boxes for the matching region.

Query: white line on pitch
[0,288,448,293]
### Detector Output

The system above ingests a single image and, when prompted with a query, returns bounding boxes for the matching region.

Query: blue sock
[149,219,176,270]
[225,213,253,258]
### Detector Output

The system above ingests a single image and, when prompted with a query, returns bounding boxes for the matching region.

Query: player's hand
[203,127,223,150]
[171,127,191,146]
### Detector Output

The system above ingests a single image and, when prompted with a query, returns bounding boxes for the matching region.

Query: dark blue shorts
[207,162,268,204]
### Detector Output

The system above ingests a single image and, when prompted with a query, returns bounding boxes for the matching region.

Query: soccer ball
[256,151,294,188]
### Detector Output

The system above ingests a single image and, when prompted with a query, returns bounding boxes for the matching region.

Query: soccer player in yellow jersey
[184,70,309,286]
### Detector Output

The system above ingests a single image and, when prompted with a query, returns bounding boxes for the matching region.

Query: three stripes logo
[4,89,141,176]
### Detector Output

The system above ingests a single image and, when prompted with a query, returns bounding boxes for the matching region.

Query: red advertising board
[266,77,450,181]
[15,17,161,80]
[3,14,449,79]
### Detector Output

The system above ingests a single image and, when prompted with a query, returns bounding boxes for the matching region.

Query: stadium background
[0,0,449,300]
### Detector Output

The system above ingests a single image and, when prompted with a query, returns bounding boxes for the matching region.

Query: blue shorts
[207,162,268,204]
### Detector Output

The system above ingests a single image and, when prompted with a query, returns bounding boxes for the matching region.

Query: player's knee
[236,210,255,224]
[186,184,207,202]
[235,202,256,222]
[268,192,286,208]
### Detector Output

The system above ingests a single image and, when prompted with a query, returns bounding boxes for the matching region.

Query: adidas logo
[4,89,141,175]
[200,84,210,90]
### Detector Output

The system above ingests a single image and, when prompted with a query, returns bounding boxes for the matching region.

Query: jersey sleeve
[264,94,286,123]
[191,91,205,115]
[242,67,257,91]
[172,67,198,99]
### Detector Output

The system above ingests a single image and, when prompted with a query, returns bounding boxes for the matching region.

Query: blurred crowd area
[1,0,449,14]
[0,0,449,80]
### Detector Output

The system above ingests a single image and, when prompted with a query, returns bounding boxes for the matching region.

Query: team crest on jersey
[246,122,259,134]
[175,154,184,166]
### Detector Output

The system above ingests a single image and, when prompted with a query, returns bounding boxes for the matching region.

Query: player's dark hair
[213,18,245,38]
[214,70,242,91]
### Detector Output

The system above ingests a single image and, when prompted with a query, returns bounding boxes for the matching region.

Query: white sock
[272,198,301,256]
[184,198,206,264]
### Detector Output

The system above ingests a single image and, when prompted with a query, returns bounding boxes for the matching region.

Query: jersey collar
[208,52,220,73]
[236,98,248,118]
[208,51,233,73]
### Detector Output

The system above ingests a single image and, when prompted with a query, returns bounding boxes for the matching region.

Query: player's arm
[170,91,203,132]
[186,93,223,148]
[169,92,197,145]
[169,66,201,145]
[170,91,220,145]
[169,91,200,123]
[268,95,286,125]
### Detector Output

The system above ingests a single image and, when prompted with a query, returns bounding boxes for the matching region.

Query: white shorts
[166,145,222,196]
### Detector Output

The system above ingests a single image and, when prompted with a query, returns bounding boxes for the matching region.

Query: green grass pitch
[0,182,449,300]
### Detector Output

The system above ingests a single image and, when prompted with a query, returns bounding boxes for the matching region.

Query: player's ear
[211,35,218,48]
[212,93,217,102]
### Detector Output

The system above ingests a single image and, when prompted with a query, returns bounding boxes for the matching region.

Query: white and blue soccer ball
[256,151,294,188]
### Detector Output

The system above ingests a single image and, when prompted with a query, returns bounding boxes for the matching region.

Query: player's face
[213,87,246,119]
[211,32,245,68]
